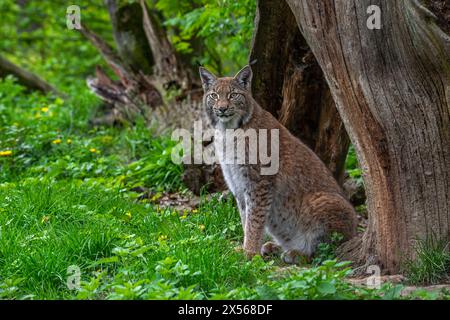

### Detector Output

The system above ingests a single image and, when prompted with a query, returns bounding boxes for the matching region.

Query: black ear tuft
[199,67,217,91]
[233,65,252,90]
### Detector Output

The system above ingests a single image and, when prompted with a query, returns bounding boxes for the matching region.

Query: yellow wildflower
[89,148,97,153]
[0,150,12,157]
[192,209,198,213]
[101,136,113,144]
[158,235,168,241]
[125,211,132,219]
[41,107,49,113]
[180,209,189,220]
[150,192,162,202]
[41,215,50,224]
[199,224,205,231]
[66,139,72,144]
[52,139,62,145]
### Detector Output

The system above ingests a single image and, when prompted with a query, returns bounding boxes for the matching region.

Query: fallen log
[0,54,60,95]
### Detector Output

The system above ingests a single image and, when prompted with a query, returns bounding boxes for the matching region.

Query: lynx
[199,65,357,263]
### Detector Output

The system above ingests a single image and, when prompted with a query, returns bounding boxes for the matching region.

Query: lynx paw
[261,241,282,256]
[242,243,260,259]
[281,250,310,265]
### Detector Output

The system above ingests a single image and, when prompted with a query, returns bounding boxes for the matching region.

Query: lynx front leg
[243,189,271,258]
[243,208,266,258]
[235,196,246,231]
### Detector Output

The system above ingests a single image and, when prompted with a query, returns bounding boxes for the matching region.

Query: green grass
[0,178,399,300]
[0,78,447,300]
[5,185,409,300]
[404,237,450,286]
[0,79,401,300]
[0,178,250,299]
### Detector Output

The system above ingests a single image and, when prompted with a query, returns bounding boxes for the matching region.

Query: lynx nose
[217,106,228,114]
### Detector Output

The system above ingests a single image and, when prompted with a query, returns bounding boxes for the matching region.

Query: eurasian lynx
[199,65,357,263]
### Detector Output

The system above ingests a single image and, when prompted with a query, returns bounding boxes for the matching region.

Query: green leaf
[317,282,337,295]
[382,285,404,300]
[256,285,280,300]
[90,256,119,266]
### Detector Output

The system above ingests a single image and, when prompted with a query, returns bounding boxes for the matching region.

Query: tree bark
[139,0,195,91]
[285,0,449,273]
[105,0,154,75]
[250,0,350,184]
[0,54,59,95]
[79,23,163,123]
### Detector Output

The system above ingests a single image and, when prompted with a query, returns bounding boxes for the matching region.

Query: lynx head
[199,65,253,128]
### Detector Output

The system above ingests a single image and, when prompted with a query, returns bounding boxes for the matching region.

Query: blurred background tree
[155,0,255,74]
[0,0,255,94]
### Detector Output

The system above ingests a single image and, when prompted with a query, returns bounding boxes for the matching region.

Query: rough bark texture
[139,0,194,91]
[285,0,450,273]
[80,1,201,128]
[105,0,154,75]
[250,0,350,184]
[0,54,59,95]
[78,23,134,82]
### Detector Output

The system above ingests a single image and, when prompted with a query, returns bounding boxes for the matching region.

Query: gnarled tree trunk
[79,23,163,124]
[250,0,350,184]
[105,0,154,75]
[139,0,195,91]
[284,0,449,273]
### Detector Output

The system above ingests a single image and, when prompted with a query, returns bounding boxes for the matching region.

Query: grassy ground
[0,78,362,299]
[0,78,448,300]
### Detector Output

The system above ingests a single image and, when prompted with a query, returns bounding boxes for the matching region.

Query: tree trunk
[285,0,449,273]
[0,54,59,95]
[105,0,154,75]
[250,0,350,184]
[139,0,194,91]
[79,23,163,123]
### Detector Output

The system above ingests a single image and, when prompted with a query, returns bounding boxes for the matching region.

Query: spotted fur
[199,65,357,262]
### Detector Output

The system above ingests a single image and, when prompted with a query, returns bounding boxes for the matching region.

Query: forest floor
[0,78,449,300]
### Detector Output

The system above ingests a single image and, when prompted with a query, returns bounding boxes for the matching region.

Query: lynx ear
[233,65,252,90]
[199,67,217,91]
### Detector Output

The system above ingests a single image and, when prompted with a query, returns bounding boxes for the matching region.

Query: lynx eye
[208,92,219,100]
[229,93,240,100]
